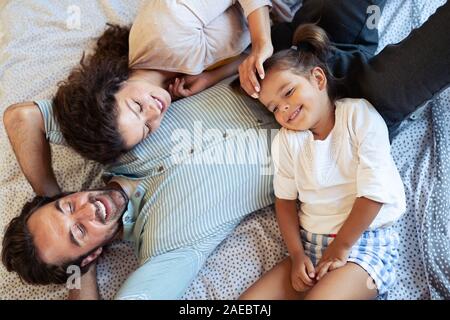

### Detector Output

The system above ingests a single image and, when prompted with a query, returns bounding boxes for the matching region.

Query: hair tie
[297,42,313,53]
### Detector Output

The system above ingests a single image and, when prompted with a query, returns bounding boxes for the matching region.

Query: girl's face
[259,67,330,132]
[115,79,172,149]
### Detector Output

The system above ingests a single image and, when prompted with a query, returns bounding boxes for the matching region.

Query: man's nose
[73,202,96,222]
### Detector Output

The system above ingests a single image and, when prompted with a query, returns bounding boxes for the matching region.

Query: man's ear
[311,67,327,90]
[80,247,103,268]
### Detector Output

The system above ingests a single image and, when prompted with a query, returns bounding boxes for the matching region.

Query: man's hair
[1,194,97,285]
[53,24,131,165]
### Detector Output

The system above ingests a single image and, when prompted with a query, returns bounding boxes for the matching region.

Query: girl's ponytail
[292,23,330,64]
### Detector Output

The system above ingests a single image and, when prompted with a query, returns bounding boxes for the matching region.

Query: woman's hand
[168,72,212,100]
[290,252,316,292]
[315,241,350,281]
[238,42,273,98]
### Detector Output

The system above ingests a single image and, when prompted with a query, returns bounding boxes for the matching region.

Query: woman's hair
[53,24,131,165]
[263,23,340,102]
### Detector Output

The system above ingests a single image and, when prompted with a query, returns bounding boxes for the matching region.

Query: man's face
[27,188,128,266]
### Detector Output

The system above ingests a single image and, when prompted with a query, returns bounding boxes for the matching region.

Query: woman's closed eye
[134,100,143,112]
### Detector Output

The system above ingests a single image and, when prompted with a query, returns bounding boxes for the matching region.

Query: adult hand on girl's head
[168,72,212,100]
[315,241,350,281]
[290,253,316,292]
[239,42,273,99]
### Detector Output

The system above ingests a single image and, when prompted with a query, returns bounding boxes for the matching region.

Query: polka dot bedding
[0,0,448,300]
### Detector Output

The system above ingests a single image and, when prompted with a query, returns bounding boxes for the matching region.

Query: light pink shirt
[129,0,272,75]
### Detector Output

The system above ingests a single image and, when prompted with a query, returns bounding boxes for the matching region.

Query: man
[2,84,275,299]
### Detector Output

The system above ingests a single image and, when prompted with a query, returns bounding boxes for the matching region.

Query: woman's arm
[239,5,273,98]
[3,102,61,196]
[168,54,247,99]
[169,6,273,99]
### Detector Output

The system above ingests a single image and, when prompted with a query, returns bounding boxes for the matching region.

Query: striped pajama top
[36,83,279,299]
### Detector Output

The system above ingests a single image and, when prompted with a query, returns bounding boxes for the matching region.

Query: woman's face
[115,79,172,149]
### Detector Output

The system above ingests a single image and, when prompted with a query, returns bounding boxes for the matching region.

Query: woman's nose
[143,104,160,122]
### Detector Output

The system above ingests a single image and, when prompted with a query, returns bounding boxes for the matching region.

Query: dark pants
[271,0,450,129]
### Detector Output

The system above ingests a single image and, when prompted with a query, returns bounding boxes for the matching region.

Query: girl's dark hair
[264,23,340,102]
[53,24,131,165]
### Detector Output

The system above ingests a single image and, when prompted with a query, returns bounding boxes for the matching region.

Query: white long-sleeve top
[129,0,272,74]
[272,98,406,234]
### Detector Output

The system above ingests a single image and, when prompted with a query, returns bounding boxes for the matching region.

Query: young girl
[240,24,406,300]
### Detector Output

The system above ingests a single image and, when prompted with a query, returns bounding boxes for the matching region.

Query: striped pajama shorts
[300,227,400,297]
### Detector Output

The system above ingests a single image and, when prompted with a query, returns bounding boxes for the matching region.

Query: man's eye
[77,225,85,237]
[66,202,73,213]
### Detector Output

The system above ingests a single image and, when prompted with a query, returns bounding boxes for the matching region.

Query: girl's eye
[285,88,294,97]
[272,106,279,113]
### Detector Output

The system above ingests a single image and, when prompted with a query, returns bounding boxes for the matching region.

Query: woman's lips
[153,96,164,111]
[288,105,303,122]
[152,96,169,113]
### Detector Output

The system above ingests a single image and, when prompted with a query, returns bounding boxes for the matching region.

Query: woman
[4,0,450,197]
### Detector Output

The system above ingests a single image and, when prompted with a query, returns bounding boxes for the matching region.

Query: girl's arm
[332,197,382,250]
[275,197,304,258]
[276,197,316,289]
[3,102,61,196]
[315,197,382,280]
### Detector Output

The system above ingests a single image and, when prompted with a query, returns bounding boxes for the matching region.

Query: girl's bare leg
[304,262,378,300]
[239,256,308,300]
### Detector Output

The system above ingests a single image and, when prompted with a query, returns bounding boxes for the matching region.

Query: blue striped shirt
[36,83,279,299]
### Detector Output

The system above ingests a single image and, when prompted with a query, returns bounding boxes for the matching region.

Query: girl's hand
[168,72,212,100]
[290,253,316,292]
[238,42,273,99]
[315,241,350,281]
